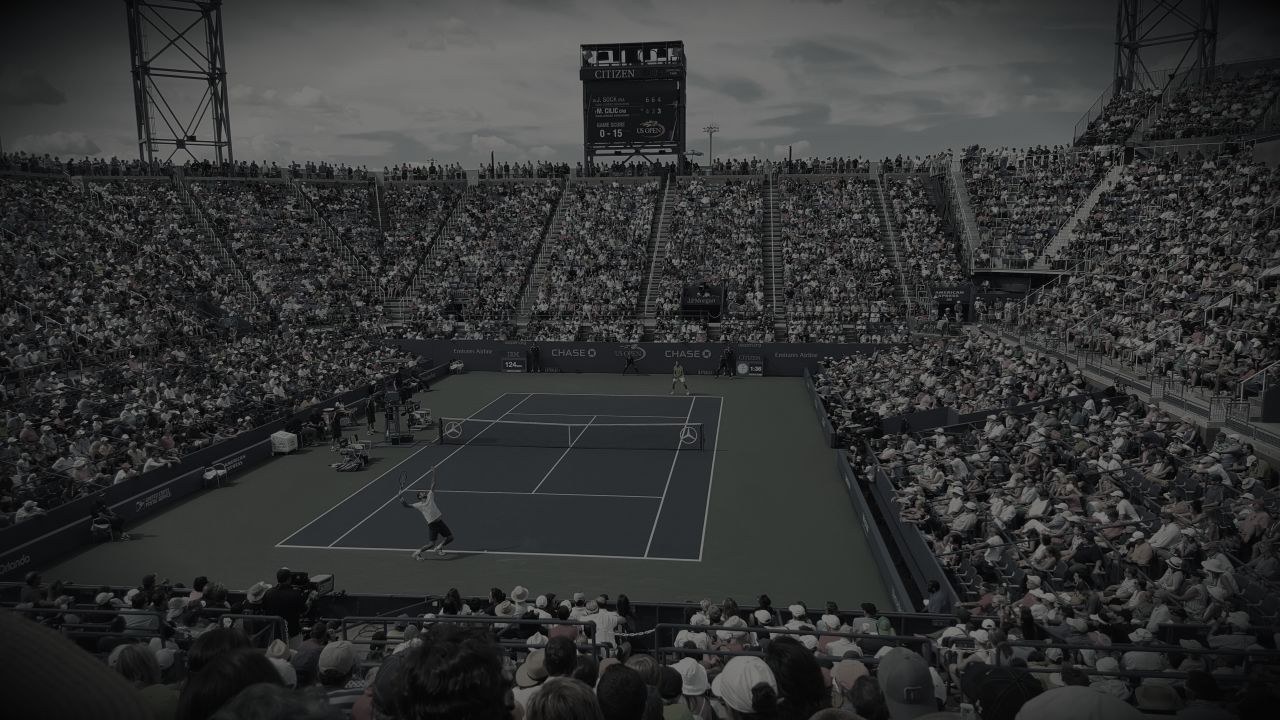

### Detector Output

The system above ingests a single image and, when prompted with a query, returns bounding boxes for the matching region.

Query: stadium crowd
[193,181,369,324]
[654,179,763,342]
[866,376,1278,665]
[964,146,1114,265]
[10,563,1277,719]
[1075,89,1162,147]
[527,181,657,343]
[814,332,1089,440]
[405,182,561,340]
[1019,147,1280,396]
[1146,68,1280,142]
[887,177,966,287]
[780,178,898,342]
[0,175,419,518]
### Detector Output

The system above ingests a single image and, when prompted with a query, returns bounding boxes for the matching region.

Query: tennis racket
[397,471,408,496]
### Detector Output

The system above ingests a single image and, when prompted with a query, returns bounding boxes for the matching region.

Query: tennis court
[277,392,723,561]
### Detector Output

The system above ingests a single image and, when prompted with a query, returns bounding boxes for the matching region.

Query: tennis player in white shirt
[400,467,455,559]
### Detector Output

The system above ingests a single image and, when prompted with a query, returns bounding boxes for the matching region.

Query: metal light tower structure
[126,0,234,166]
[703,124,718,165]
[1114,0,1219,92]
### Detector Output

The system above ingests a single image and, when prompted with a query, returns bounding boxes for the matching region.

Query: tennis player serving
[400,466,455,559]
[670,361,690,396]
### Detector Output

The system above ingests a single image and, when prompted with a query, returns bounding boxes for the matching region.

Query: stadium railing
[653,623,933,664]
[8,606,289,647]
[319,614,605,658]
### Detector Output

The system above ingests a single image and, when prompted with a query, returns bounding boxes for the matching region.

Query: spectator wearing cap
[584,596,622,648]
[670,656,712,720]
[1121,628,1165,677]
[1015,684,1143,719]
[656,665,695,720]
[878,647,941,719]
[710,655,778,719]
[1126,531,1153,570]
[318,639,365,716]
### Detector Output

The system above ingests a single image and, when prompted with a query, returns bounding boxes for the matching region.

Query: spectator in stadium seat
[525,677,604,720]
[877,648,940,720]
[395,625,516,719]
[513,648,549,709]
[208,683,336,720]
[763,636,827,720]
[585,597,622,648]
[260,568,309,647]
[317,639,365,717]
[597,664,649,720]
[188,627,254,675]
[177,648,284,720]
[710,655,779,719]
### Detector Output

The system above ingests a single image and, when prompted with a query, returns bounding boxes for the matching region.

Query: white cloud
[13,130,100,156]
[471,134,520,156]
[773,139,812,157]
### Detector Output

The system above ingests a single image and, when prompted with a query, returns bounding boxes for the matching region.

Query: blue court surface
[277,392,723,561]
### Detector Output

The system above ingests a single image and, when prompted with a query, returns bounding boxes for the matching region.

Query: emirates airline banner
[395,339,895,377]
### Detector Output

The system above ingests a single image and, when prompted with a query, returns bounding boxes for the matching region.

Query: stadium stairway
[640,173,676,336]
[284,176,373,289]
[1037,163,1124,267]
[403,187,468,300]
[174,180,270,315]
[946,158,982,269]
[515,178,570,335]
[762,173,786,331]
[871,174,917,318]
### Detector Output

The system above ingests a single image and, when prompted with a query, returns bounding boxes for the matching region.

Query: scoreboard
[586,80,680,147]
[581,41,686,159]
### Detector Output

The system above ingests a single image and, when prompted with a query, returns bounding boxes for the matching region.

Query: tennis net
[437,417,706,450]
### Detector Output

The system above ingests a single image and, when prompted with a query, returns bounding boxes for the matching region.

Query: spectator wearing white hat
[710,655,778,719]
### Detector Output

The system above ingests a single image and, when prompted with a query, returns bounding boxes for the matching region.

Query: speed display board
[585,80,681,149]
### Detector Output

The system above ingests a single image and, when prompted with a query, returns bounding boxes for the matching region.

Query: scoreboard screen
[585,80,680,148]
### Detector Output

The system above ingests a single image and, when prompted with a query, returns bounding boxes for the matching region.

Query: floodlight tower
[1114,0,1219,91]
[125,0,234,166]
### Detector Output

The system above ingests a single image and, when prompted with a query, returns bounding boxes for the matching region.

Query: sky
[2,0,1278,167]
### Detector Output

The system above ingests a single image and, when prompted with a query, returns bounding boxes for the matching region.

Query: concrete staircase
[762,174,786,326]
[1037,163,1124,264]
[173,180,265,313]
[871,173,916,320]
[402,188,467,301]
[948,159,982,270]
[283,175,372,288]
[640,173,677,325]
[515,179,571,335]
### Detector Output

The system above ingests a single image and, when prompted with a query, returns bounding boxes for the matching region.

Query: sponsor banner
[397,340,893,377]
[836,455,912,613]
[932,284,974,304]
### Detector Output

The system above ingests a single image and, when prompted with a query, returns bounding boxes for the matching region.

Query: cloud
[773,139,812,156]
[528,145,557,159]
[13,131,100,156]
[716,76,766,103]
[0,69,66,106]
[471,134,520,156]
[231,84,350,113]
